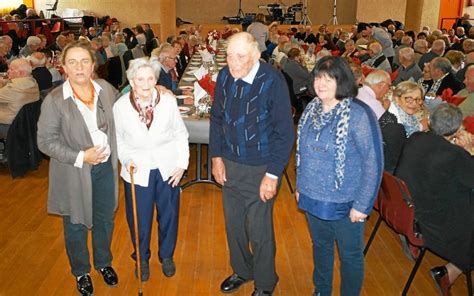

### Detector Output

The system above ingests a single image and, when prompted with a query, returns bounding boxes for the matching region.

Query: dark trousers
[223,159,278,291]
[123,168,180,263]
[63,159,115,276]
[0,123,9,139]
[306,213,365,296]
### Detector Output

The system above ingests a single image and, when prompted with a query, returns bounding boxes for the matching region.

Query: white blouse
[113,90,190,187]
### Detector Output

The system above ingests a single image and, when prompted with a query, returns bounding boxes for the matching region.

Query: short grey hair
[126,57,161,82]
[10,58,33,75]
[29,52,47,67]
[364,69,391,86]
[430,103,463,136]
[431,39,446,55]
[227,32,260,57]
[431,57,452,74]
[152,43,174,62]
[414,39,428,52]
[369,42,383,54]
[399,47,415,62]
[26,36,41,47]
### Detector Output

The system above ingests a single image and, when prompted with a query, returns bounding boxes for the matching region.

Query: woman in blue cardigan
[296,56,384,296]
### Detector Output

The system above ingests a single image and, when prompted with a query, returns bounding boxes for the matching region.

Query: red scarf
[129,90,160,129]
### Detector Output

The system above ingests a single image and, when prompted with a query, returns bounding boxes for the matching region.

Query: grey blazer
[37,79,119,227]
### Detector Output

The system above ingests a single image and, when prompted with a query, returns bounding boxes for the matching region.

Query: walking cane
[130,168,144,296]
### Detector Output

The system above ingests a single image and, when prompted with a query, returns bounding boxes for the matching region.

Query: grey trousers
[222,159,279,291]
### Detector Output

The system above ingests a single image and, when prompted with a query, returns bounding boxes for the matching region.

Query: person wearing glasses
[296,56,383,296]
[154,44,192,96]
[37,40,119,296]
[378,81,427,173]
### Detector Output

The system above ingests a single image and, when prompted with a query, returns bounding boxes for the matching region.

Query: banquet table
[177,50,227,189]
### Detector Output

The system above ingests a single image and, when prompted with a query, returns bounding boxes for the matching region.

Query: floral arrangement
[207,30,221,54]
[197,73,216,101]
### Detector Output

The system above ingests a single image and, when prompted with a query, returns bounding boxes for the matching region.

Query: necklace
[71,82,95,108]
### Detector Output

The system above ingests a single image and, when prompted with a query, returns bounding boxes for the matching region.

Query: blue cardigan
[296,98,384,216]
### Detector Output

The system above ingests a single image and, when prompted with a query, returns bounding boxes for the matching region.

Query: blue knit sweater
[296,98,384,216]
[209,63,295,177]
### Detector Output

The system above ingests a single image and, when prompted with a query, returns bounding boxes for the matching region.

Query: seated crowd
[0,7,472,296]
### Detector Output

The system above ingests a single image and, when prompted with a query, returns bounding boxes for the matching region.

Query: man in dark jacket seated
[156,44,192,97]
[29,52,53,91]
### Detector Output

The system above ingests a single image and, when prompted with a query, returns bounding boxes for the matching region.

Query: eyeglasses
[402,96,423,104]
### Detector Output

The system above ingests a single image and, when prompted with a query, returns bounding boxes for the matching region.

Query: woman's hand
[84,145,107,165]
[168,167,185,187]
[420,117,429,131]
[295,190,299,202]
[126,161,137,174]
[349,208,368,223]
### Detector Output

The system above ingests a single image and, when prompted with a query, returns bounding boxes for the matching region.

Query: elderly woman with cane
[113,57,189,281]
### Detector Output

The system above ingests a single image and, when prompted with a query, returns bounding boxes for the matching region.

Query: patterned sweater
[209,63,295,177]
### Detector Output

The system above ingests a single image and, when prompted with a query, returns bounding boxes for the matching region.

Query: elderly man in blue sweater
[210,32,295,296]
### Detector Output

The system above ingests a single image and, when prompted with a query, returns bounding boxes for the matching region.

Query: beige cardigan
[37,79,119,228]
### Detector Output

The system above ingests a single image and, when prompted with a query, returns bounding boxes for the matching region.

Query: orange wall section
[438,0,463,29]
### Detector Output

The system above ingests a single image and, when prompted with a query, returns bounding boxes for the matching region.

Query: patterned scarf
[297,97,351,189]
[389,103,420,137]
[129,89,160,129]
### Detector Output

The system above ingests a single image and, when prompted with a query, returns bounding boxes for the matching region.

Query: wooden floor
[0,150,471,296]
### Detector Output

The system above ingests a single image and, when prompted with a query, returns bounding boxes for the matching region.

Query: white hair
[126,57,161,82]
[26,36,41,47]
[364,70,391,86]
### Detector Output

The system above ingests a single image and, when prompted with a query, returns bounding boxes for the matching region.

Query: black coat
[6,100,43,178]
[396,131,474,271]
[379,111,406,174]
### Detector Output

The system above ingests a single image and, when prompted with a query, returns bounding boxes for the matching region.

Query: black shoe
[161,258,176,277]
[134,261,150,282]
[76,274,93,296]
[430,266,451,296]
[220,274,250,293]
[252,289,273,296]
[98,266,118,286]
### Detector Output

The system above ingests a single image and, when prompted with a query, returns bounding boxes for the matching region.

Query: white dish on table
[178,106,191,114]
[176,95,193,99]
[182,77,196,82]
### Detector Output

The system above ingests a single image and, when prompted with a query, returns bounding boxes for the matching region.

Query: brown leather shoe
[430,266,451,296]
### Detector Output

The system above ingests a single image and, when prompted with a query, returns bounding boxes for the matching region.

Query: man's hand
[212,157,226,185]
[349,208,368,223]
[259,175,278,202]
[83,145,107,165]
